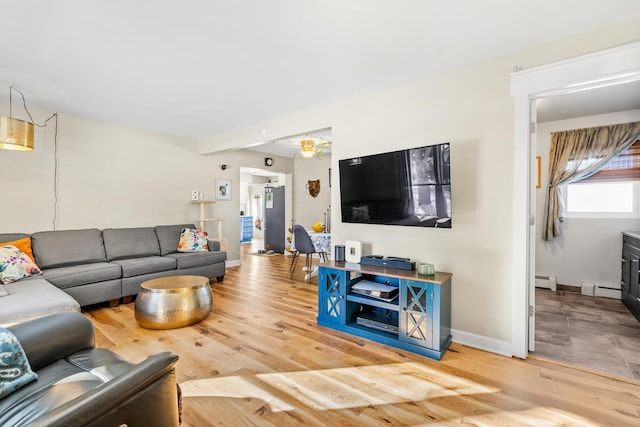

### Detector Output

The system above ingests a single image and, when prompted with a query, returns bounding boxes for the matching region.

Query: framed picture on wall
[216,179,232,200]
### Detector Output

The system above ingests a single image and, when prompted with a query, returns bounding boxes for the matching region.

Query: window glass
[566,181,635,215]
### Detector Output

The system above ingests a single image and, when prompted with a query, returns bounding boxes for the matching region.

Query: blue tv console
[317,262,452,360]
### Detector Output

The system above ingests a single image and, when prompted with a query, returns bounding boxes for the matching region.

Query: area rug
[249,252,278,257]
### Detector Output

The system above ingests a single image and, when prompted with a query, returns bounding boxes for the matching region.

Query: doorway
[510,41,640,360]
[239,167,288,254]
[530,90,640,380]
[242,127,333,254]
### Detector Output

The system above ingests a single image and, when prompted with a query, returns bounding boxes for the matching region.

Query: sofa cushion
[177,228,209,252]
[31,229,107,269]
[0,348,134,426]
[42,262,122,289]
[0,245,42,284]
[0,233,29,243]
[207,239,221,252]
[0,237,34,262]
[166,251,226,269]
[103,227,161,261]
[155,224,197,256]
[112,256,176,278]
[0,278,80,327]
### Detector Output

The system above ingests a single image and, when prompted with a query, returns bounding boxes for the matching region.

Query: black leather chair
[0,312,180,427]
[290,224,325,279]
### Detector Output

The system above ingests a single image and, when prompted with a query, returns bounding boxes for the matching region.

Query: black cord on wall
[10,86,59,230]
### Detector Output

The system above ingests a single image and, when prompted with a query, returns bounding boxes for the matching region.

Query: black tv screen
[339,143,451,228]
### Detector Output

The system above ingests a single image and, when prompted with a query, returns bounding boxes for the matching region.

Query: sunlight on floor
[179,375,295,412]
[179,361,607,424]
[256,362,500,411]
[180,362,499,413]
[448,407,598,426]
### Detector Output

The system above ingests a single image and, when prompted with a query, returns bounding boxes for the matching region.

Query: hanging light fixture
[300,139,316,158]
[0,86,35,151]
[0,117,34,151]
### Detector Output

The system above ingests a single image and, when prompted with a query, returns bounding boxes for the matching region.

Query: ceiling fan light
[300,139,316,158]
[0,117,34,151]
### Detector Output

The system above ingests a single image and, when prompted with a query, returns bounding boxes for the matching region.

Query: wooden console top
[322,261,452,285]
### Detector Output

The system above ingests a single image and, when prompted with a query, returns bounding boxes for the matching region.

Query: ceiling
[1,1,640,144]
[246,128,332,159]
[536,79,640,123]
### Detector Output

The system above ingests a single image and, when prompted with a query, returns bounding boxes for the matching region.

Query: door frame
[510,41,640,359]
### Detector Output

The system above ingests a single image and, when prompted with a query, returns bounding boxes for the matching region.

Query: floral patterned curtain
[544,121,640,240]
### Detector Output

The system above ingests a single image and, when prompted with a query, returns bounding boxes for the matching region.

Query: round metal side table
[135,275,213,329]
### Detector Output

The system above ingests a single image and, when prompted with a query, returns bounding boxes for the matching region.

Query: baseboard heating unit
[535,275,556,291]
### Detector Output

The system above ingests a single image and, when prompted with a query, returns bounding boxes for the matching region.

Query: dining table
[290,231,331,281]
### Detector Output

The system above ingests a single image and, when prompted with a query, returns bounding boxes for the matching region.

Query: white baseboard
[451,328,513,357]
[226,259,241,268]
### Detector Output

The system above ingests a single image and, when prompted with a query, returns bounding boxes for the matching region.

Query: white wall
[0,111,206,231]
[0,110,293,264]
[293,155,332,230]
[535,109,640,287]
[197,18,640,350]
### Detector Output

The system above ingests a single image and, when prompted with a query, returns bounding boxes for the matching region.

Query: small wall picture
[216,179,232,200]
[265,189,274,209]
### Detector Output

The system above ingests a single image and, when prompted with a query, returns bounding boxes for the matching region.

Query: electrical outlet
[191,190,200,201]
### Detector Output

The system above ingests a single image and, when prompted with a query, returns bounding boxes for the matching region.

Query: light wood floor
[85,245,640,426]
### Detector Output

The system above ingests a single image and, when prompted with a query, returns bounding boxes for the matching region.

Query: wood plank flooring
[84,247,640,426]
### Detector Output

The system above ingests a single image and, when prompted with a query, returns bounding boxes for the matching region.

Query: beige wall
[293,155,332,231]
[197,18,640,349]
[0,112,293,264]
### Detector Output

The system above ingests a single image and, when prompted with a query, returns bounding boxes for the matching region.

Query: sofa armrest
[8,312,95,371]
[35,351,180,427]
[207,239,221,252]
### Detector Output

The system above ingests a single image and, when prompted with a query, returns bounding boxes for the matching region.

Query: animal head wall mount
[306,179,320,198]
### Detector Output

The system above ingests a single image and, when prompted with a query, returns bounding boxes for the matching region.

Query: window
[580,139,640,182]
[565,139,640,218]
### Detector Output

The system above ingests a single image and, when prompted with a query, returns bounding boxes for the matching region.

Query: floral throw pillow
[0,327,38,398]
[177,228,209,252]
[0,238,35,263]
[0,245,42,284]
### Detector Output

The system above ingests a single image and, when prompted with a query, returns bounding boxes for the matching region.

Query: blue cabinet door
[399,279,434,349]
[240,216,253,243]
[318,267,347,324]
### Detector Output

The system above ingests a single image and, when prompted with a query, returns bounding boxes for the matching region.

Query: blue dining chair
[290,224,319,279]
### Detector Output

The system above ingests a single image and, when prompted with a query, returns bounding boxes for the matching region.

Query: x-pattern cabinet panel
[317,262,451,360]
[318,268,347,324]
[399,280,435,349]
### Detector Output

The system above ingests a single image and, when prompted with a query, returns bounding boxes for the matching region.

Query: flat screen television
[339,142,451,228]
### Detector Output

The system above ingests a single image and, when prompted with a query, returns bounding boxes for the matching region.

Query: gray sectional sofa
[0,223,226,326]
